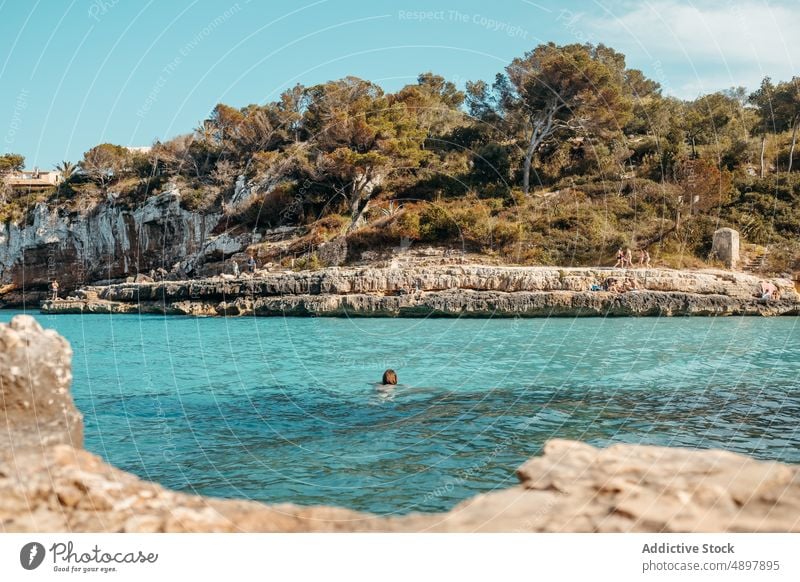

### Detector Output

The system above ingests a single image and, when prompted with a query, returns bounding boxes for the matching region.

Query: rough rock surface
[0,316,82,451]
[2,315,799,532]
[0,189,248,304]
[41,266,800,317]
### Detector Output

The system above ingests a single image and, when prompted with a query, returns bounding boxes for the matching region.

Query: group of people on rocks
[756,280,781,301]
[229,254,258,276]
[613,247,650,269]
[596,276,642,294]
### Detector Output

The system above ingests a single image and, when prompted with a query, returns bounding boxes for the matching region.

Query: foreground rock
[41,265,800,317]
[0,316,82,451]
[2,316,798,532]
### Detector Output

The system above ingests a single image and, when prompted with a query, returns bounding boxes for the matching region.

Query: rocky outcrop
[0,188,251,305]
[41,266,800,317]
[0,316,82,452]
[6,438,799,533]
[2,315,799,532]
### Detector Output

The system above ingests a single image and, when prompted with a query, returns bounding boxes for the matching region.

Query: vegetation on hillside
[2,43,799,272]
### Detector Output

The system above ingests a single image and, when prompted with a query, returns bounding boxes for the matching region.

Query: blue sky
[1,0,797,168]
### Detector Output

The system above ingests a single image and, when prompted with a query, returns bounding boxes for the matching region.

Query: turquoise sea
[2,310,799,515]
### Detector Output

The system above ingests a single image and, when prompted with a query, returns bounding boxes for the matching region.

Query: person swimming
[382,369,398,385]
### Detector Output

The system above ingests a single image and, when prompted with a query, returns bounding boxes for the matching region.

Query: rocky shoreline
[2,315,799,532]
[39,265,800,317]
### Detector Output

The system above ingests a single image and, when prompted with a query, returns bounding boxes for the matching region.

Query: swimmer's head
[382,369,397,385]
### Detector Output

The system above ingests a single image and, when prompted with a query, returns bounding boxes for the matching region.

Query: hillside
[1,42,799,303]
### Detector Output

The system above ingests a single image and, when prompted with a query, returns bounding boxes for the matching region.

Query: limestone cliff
[0,188,248,305]
[2,315,799,532]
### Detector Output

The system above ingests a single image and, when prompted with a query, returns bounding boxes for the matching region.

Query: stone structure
[1,315,799,533]
[711,228,740,269]
[2,168,62,192]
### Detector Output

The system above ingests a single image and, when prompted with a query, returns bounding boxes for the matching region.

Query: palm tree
[54,160,77,181]
[53,160,77,195]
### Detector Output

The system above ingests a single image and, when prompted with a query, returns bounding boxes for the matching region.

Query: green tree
[683,93,735,158]
[54,160,77,180]
[501,43,633,194]
[471,142,511,187]
[80,144,130,191]
[151,134,220,180]
[207,102,295,161]
[749,77,777,178]
[623,69,663,136]
[465,75,506,126]
[53,160,77,195]
[303,77,428,230]
[772,78,800,173]
[682,92,742,161]
[0,153,25,173]
[396,72,465,142]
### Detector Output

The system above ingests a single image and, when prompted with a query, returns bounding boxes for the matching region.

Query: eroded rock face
[0,315,82,452]
[0,191,237,302]
[1,316,798,533]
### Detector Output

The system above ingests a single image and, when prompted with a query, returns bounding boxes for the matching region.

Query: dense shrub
[418,204,461,242]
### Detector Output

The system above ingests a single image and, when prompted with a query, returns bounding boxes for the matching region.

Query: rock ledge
[40,265,800,317]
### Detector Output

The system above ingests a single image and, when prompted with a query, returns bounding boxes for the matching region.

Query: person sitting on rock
[602,277,620,292]
[623,277,642,292]
[758,280,779,300]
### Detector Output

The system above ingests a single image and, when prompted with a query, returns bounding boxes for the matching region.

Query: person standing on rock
[231,259,240,277]
[247,255,257,274]
[639,249,651,268]
[624,248,633,268]
[50,279,59,301]
[613,248,625,268]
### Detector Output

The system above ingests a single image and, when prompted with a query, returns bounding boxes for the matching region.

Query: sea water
[2,310,798,515]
